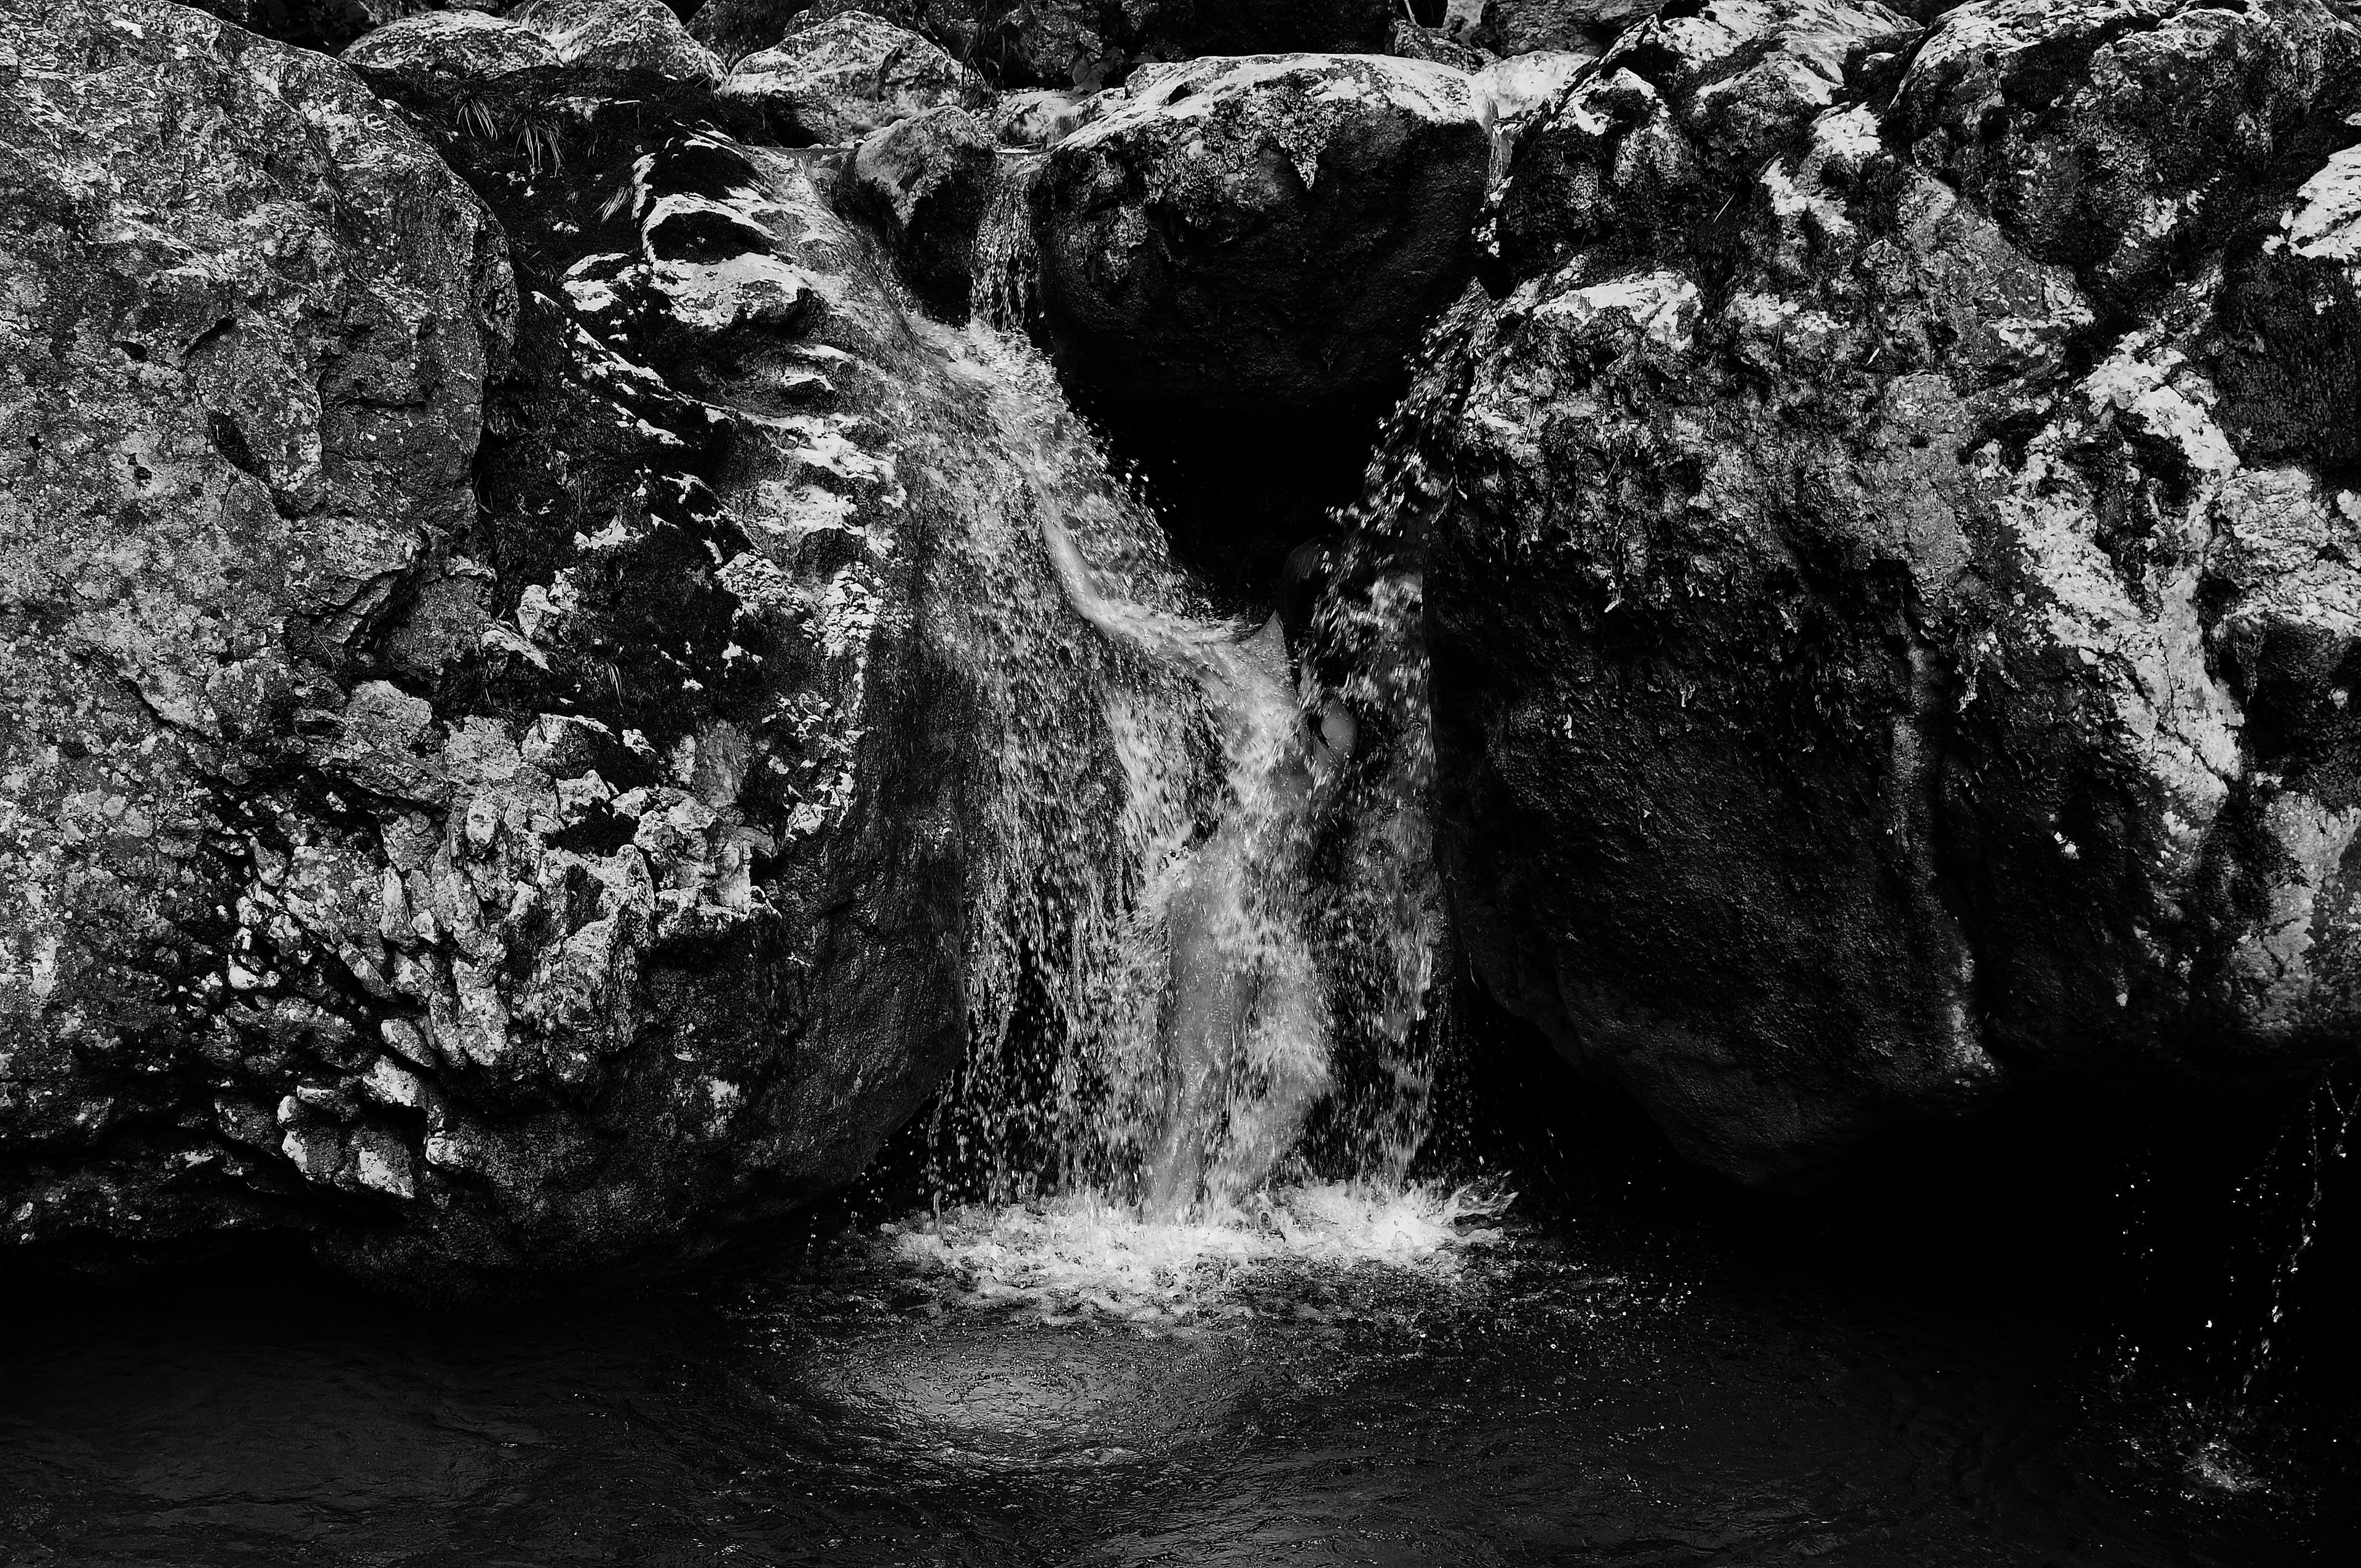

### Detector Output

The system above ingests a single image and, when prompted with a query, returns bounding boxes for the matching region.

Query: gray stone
[1037,53,1492,414]
[994,86,1096,148]
[342,10,562,95]
[846,106,1001,315]
[1391,18,1493,72]
[512,0,726,85]
[0,0,1188,1296]
[1399,0,2361,1183]
[721,10,970,143]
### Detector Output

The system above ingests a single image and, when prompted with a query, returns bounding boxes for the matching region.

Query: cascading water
[971,155,1045,336]
[876,293,1481,1313]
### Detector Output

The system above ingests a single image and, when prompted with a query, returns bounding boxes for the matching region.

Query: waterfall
[908,319,1447,1221]
[971,156,1045,336]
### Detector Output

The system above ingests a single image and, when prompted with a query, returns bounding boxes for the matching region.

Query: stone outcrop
[1036,53,1493,415]
[1393,0,2361,1183]
[1,0,1176,1293]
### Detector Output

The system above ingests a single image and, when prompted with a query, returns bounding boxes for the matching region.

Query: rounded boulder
[1036,53,1492,416]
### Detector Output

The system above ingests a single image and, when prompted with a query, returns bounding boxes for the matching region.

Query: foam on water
[882,1181,1511,1326]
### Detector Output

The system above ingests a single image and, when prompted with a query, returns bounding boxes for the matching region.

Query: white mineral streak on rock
[2084,341,2243,479]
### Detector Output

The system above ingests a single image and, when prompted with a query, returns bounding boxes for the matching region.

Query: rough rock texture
[1397,0,2361,1182]
[721,10,972,143]
[690,0,983,63]
[1037,53,1493,414]
[344,0,734,121]
[1,0,1161,1291]
[1474,49,1595,174]
[1391,18,1493,74]
[994,85,1097,146]
[691,0,1399,90]
[342,9,564,94]
[846,106,1000,315]
[1453,0,1655,57]
[183,0,491,55]
[967,0,1400,91]
[687,0,810,60]
[515,0,727,85]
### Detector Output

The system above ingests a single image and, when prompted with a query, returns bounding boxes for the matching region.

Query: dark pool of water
[0,1199,2346,1566]
[4,1023,2354,1566]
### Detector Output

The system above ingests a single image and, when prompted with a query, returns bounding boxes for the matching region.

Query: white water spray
[896,316,1466,1284]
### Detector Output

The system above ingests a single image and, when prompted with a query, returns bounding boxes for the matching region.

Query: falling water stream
[882,312,1470,1324]
[0,274,2352,1565]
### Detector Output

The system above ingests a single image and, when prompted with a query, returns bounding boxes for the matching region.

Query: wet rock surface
[719,10,973,144]
[1394,0,2361,1182]
[0,0,1170,1293]
[1036,52,1493,416]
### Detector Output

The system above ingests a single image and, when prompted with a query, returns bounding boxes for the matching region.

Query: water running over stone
[971,157,1045,336]
[909,318,1451,1253]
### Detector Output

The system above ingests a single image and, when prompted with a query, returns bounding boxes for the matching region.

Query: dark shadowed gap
[1077,395,1390,619]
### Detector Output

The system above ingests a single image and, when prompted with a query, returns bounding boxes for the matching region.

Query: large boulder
[719,10,971,143]
[1036,53,1493,416]
[181,0,487,55]
[342,1,726,116]
[342,9,563,95]
[512,0,726,85]
[845,105,1002,315]
[0,0,1190,1292]
[1387,0,2361,1182]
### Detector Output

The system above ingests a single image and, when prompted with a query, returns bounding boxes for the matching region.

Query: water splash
[883,1181,1512,1326]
